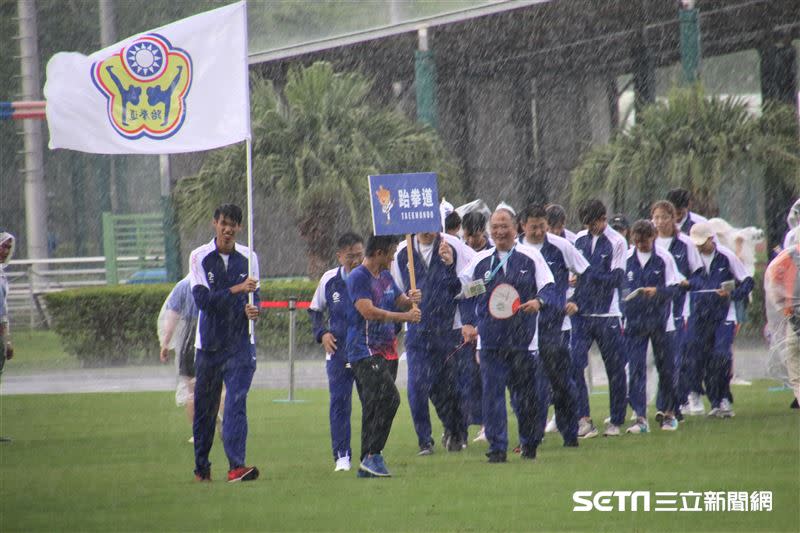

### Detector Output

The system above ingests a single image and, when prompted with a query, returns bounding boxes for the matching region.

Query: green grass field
[1,383,798,532]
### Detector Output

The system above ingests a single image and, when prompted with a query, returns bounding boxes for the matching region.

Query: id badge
[464,279,487,297]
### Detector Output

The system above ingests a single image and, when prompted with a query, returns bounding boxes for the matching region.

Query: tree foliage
[176,61,461,275]
[571,85,800,218]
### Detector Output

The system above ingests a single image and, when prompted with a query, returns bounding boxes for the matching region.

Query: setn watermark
[572,491,773,512]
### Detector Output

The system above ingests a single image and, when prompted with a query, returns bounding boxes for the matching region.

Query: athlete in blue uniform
[570,199,629,438]
[459,209,555,463]
[309,232,364,472]
[346,234,420,478]
[667,188,708,235]
[392,231,475,454]
[651,200,703,418]
[622,220,684,433]
[189,204,260,483]
[686,222,754,418]
[518,204,587,446]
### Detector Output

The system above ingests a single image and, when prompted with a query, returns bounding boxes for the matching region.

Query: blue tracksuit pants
[326,350,360,461]
[481,349,541,453]
[456,343,482,429]
[406,329,466,447]
[658,317,685,412]
[625,325,677,417]
[535,328,578,444]
[570,315,627,426]
[686,317,736,408]
[193,343,256,475]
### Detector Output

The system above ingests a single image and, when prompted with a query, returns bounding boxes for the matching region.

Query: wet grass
[1,382,797,532]
[4,330,80,372]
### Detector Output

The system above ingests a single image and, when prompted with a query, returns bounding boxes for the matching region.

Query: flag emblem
[90,33,192,140]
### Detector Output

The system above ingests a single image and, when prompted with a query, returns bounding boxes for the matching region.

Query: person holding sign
[686,222,754,418]
[346,234,421,478]
[518,204,587,447]
[392,230,476,455]
[570,199,629,438]
[459,208,556,463]
[622,220,684,433]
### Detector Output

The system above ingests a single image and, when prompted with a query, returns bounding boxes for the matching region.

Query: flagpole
[246,137,255,335]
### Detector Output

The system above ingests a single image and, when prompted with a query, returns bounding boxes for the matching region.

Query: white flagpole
[246,137,255,336]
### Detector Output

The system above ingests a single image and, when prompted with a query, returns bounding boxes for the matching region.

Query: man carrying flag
[43,1,257,481]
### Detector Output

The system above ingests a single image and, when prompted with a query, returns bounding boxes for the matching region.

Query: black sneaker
[563,439,579,448]
[486,450,507,463]
[791,398,799,409]
[520,445,537,460]
[445,434,464,452]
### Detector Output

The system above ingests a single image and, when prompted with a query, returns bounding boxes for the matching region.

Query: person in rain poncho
[0,231,15,442]
[783,199,800,251]
[158,275,224,442]
[764,243,800,409]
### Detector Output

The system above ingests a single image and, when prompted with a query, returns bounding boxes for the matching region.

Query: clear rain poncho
[764,244,800,400]
[157,276,199,404]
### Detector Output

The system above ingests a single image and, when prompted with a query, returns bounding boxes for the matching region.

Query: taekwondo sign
[369,172,441,235]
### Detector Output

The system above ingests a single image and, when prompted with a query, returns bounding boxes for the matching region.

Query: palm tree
[176,61,461,276]
[571,85,799,232]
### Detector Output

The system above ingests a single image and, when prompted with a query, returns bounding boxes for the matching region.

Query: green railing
[102,212,166,284]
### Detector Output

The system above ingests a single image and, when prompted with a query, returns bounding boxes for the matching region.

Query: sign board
[368,172,440,235]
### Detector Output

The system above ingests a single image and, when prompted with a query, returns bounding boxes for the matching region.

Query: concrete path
[1,344,775,396]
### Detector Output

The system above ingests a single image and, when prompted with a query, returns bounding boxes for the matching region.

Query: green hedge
[44,279,319,366]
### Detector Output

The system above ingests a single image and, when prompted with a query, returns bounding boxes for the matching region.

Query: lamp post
[679,0,701,84]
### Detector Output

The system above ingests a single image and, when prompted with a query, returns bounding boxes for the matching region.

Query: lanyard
[487,246,515,282]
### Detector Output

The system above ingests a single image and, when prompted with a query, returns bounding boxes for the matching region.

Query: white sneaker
[544,416,558,433]
[473,427,487,442]
[625,418,649,434]
[718,398,735,418]
[603,416,611,424]
[578,419,598,439]
[187,436,194,444]
[688,392,705,415]
[334,456,352,472]
[604,424,621,437]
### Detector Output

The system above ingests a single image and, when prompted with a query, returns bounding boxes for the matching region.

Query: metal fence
[5,255,163,330]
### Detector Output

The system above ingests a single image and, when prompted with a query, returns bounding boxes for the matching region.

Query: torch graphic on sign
[376,185,394,223]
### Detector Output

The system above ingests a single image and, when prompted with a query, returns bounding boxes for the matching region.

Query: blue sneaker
[357,469,377,478]
[359,454,391,477]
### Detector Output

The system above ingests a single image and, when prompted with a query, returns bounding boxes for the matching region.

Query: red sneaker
[227,466,259,483]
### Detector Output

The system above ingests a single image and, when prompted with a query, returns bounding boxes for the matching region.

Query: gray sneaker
[417,443,434,456]
[718,399,735,418]
[603,424,621,437]
[578,419,598,439]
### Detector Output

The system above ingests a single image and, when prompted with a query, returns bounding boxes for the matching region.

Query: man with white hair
[0,231,16,442]
[459,208,555,462]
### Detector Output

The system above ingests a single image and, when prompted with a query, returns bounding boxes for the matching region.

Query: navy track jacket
[189,239,260,352]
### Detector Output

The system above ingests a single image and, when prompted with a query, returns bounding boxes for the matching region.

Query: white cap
[689,221,715,246]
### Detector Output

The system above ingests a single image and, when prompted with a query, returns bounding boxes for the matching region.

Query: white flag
[44,1,250,154]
